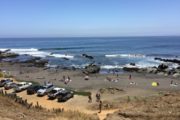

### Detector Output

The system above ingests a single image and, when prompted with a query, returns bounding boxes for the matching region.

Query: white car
[37,83,54,96]
[14,82,32,92]
[48,87,66,99]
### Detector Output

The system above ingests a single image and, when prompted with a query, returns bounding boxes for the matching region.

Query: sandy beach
[1,62,179,91]
[0,61,180,120]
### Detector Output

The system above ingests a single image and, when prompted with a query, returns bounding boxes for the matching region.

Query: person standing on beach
[129,74,133,84]
[98,100,102,113]
[88,93,92,103]
[129,74,131,80]
[96,92,101,102]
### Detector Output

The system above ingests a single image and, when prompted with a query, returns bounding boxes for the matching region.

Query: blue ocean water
[0,37,180,70]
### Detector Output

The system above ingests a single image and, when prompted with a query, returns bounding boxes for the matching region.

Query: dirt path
[2,87,117,120]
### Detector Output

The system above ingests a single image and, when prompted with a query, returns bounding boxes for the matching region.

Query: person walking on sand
[96,92,101,102]
[98,100,102,113]
[88,93,92,103]
[129,74,131,80]
[129,74,134,85]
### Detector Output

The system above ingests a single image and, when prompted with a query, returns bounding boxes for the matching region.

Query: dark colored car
[4,82,17,90]
[0,79,13,87]
[48,87,65,100]
[57,91,74,102]
[27,85,43,95]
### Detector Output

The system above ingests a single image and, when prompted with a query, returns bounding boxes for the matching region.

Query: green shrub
[74,91,91,96]
[0,72,4,77]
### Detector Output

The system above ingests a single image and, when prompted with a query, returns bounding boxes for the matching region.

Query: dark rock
[22,57,41,63]
[0,52,19,60]
[62,57,69,60]
[0,49,11,53]
[173,73,180,78]
[157,64,168,70]
[82,54,94,59]
[20,57,48,67]
[146,67,158,74]
[34,59,48,67]
[176,66,180,70]
[155,57,180,65]
[130,63,136,66]
[83,64,100,74]
[123,67,139,72]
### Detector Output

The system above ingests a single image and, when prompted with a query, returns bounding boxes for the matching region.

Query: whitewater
[0,37,180,70]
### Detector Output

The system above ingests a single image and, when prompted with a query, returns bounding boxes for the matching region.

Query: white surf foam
[49,54,74,59]
[0,48,9,52]
[105,54,146,58]
[101,65,123,69]
[9,48,50,58]
[0,48,48,57]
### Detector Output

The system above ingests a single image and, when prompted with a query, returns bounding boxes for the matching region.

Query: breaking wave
[49,54,74,59]
[105,54,146,58]
[0,48,74,59]
[101,65,123,69]
[39,47,90,51]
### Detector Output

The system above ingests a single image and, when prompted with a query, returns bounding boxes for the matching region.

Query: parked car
[27,85,43,95]
[57,90,74,102]
[37,83,54,96]
[0,79,13,87]
[48,87,66,100]
[4,82,17,90]
[14,82,32,92]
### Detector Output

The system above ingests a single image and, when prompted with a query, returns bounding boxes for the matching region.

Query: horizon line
[0,35,180,39]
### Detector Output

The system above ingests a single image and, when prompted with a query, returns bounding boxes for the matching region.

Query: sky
[0,0,180,37]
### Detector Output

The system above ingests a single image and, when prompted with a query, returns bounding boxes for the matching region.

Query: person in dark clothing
[88,93,92,103]
[96,92,101,102]
[129,74,132,80]
[98,100,102,113]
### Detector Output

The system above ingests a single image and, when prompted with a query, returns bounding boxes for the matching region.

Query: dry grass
[105,91,180,120]
[0,95,99,120]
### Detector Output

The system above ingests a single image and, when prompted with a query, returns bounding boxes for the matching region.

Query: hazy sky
[0,0,180,37]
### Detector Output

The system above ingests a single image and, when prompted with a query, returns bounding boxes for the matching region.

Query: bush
[0,72,3,77]
[74,91,91,96]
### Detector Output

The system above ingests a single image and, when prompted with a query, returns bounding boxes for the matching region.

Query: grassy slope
[105,92,180,120]
[0,95,99,120]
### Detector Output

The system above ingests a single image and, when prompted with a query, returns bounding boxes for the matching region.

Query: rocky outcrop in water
[83,64,100,74]
[123,62,180,78]
[33,59,48,67]
[0,52,19,60]
[157,64,168,71]
[21,57,48,67]
[155,57,180,65]
[82,54,94,59]
[123,67,139,72]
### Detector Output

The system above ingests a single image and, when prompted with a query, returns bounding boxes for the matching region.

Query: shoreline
[0,61,179,91]
[1,57,180,120]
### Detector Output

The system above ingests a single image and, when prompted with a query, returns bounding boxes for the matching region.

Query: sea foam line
[105,54,146,58]
[0,48,74,59]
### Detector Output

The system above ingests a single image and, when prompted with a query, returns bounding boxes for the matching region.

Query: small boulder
[157,72,165,76]
[34,59,48,67]
[123,67,139,72]
[82,54,94,59]
[129,63,136,66]
[146,67,158,74]
[83,64,100,74]
[158,64,168,70]
[173,73,180,78]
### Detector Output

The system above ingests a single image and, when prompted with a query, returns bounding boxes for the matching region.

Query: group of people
[105,77,119,83]
[59,75,72,84]
[88,92,102,113]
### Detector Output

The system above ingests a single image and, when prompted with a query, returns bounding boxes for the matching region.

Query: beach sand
[0,62,180,120]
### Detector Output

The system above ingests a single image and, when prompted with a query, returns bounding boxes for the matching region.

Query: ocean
[0,36,180,71]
